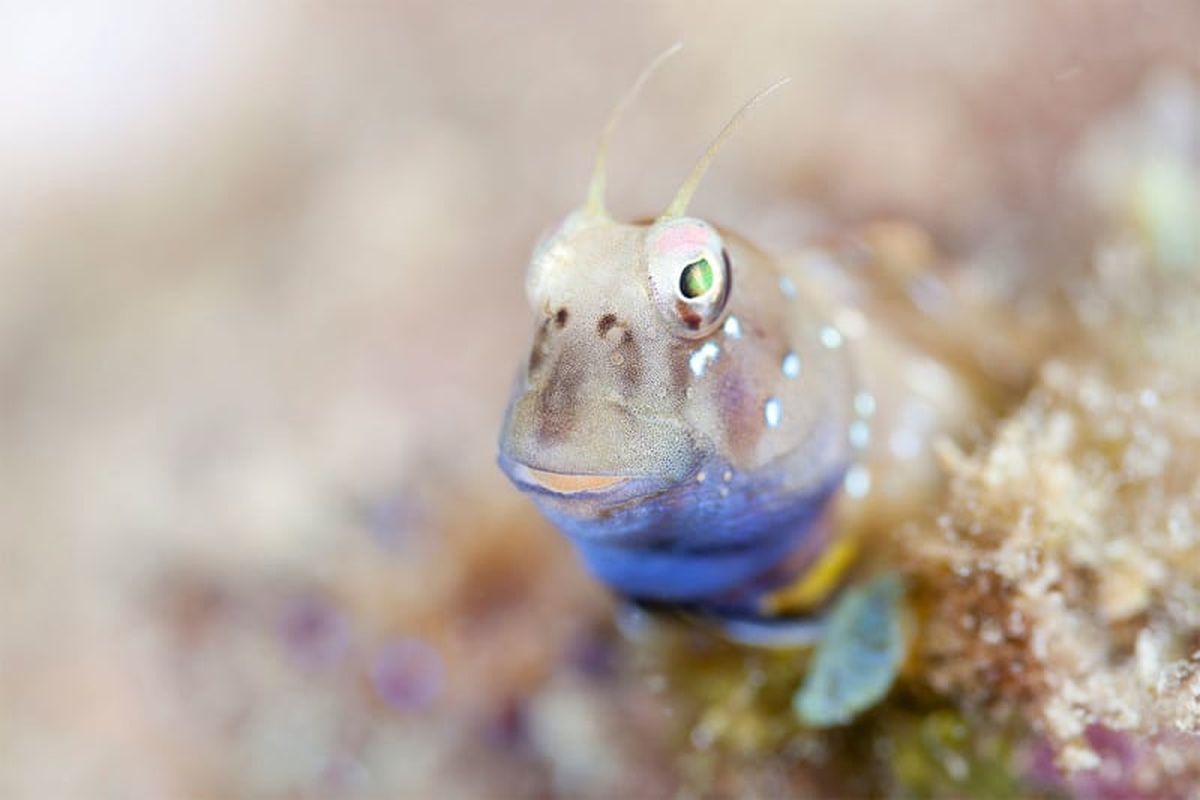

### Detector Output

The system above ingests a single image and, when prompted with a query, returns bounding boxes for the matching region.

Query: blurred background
[2,2,1198,798]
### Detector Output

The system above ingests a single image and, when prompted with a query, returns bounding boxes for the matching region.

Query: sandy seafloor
[2,3,1199,798]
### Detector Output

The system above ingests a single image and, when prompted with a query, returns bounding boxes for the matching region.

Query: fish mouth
[497,451,703,541]
[504,462,633,497]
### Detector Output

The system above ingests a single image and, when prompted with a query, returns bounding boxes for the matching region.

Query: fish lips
[497,452,676,508]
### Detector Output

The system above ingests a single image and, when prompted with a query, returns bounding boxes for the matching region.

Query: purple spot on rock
[1027,727,1198,800]
[367,493,424,552]
[1025,739,1066,792]
[567,630,618,681]
[1075,725,1151,800]
[279,595,349,672]
[372,638,444,712]
[1084,723,1136,766]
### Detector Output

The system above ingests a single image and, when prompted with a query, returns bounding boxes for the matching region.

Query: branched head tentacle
[584,42,683,218]
[660,77,791,220]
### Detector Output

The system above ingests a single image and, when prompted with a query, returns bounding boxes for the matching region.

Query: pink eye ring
[646,217,731,337]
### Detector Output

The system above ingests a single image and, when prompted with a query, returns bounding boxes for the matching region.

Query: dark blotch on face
[536,355,581,442]
[616,329,643,392]
[597,313,618,337]
[554,308,569,328]
[527,318,550,373]
[675,300,703,330]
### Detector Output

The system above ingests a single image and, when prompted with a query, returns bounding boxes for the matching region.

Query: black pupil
[680,258,714,299]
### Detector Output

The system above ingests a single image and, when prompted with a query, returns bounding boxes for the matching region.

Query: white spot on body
[854,391,876,418]
[722,470,733,483]
[779,276,796,298]
[819,325,843,349]
[723,316,742,338]
[849,420,871,449]
[764,397,783,428]
[696,471,707,483]
[781,352,801,379]
[689,341,720,377]
[844,464,872,498]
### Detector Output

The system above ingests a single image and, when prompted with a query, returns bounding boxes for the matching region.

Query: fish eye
[679,257,715,299]
[646,218,730,337]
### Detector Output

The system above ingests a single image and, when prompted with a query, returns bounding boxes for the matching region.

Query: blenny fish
[498,47,1006,647]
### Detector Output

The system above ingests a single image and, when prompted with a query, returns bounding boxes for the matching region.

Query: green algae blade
[792,572,905,727]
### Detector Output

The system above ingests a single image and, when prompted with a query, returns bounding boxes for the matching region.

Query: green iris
[679,257,715,299]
